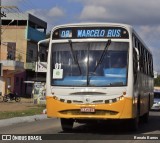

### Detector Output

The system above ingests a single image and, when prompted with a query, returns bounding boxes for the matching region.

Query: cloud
[26,9,48,21]
[137,26,160,72]
[26,6,65,33]
[4,0,160,72]
[78,0,160,25]
[26,6,64,20]
[76,0,160,72]
[48,7,65,17]
[138,26,160,41]
[80,5,109,20]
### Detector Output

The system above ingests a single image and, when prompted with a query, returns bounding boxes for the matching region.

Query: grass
[0,105,46,120]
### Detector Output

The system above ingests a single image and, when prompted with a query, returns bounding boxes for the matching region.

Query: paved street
[0,111,160,143]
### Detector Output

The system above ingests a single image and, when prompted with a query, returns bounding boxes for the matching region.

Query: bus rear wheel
[142,97,150,123]
[142,112,149,123]
[60,118,74,132]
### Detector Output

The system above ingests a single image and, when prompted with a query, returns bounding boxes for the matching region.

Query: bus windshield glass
[51,42,128,87]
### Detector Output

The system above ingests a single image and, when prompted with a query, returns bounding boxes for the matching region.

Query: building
[0,13,47,96]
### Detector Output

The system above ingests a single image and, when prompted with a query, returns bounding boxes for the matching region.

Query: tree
[154,75,160,86]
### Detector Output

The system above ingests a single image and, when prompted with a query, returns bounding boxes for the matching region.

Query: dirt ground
[0,98,38,112]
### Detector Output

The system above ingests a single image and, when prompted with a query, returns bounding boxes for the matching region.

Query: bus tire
[129,108,139,131]
[60,118,74,132]
[129,118,138,131]
[142,96,150,123]
[142,112,149,123]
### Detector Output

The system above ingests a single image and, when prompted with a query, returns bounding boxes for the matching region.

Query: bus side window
[133,48,138,83]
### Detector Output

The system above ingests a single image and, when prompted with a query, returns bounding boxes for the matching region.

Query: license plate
[80,107,95,113]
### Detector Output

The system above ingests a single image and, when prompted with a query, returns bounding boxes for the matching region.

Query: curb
[0,114,47,127]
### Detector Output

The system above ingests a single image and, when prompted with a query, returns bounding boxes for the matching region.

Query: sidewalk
[0,114,47,127]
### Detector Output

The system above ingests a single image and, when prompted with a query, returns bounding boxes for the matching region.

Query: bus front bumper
[46,96,135,120]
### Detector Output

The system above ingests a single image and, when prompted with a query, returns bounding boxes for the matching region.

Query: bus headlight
[53,96,58,100]
[123,91,126,96]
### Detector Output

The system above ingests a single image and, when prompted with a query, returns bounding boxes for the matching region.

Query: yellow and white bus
[38,23,154,131]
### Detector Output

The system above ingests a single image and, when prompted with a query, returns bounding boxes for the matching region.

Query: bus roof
[51,23,132,32]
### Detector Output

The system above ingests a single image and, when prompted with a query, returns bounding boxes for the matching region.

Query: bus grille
[58,95,124,104]
[59,110,118,116]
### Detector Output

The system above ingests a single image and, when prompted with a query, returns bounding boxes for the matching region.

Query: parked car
[151,91,160,110]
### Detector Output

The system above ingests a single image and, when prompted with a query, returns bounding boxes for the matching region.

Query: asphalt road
[0,111,160,143]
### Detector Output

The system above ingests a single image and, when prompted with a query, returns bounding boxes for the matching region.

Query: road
[0,111,160,143]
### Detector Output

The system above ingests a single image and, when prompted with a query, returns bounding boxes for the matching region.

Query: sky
[2,0,160,72]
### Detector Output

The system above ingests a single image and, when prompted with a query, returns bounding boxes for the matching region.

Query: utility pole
[0,0,2,62]
[0,0,7,62]
[0,0,1,76]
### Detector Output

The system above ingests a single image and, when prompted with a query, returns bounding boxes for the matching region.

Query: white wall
[0,77,5,96]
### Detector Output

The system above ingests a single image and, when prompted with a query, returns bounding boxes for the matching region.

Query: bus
[38,23,154,131]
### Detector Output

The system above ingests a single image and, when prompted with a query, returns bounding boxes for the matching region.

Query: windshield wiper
[93,39,111,73]
[68,40,82,75]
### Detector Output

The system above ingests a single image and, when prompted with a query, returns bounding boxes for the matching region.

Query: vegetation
[154,75,160,86]
[0,105,45,120]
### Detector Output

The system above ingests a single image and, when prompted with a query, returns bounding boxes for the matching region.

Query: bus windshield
[51,42,129,87]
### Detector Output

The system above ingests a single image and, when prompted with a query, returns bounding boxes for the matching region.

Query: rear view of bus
[45,23,154,131]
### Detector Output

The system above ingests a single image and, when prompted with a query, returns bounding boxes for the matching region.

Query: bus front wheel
[129,108,139,131]
[60,118,74,132]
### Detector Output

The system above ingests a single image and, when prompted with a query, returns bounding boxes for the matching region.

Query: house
[0,13,47,97]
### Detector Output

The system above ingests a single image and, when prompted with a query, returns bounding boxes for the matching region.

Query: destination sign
[52,27,129,39]
[77,29,121,38]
